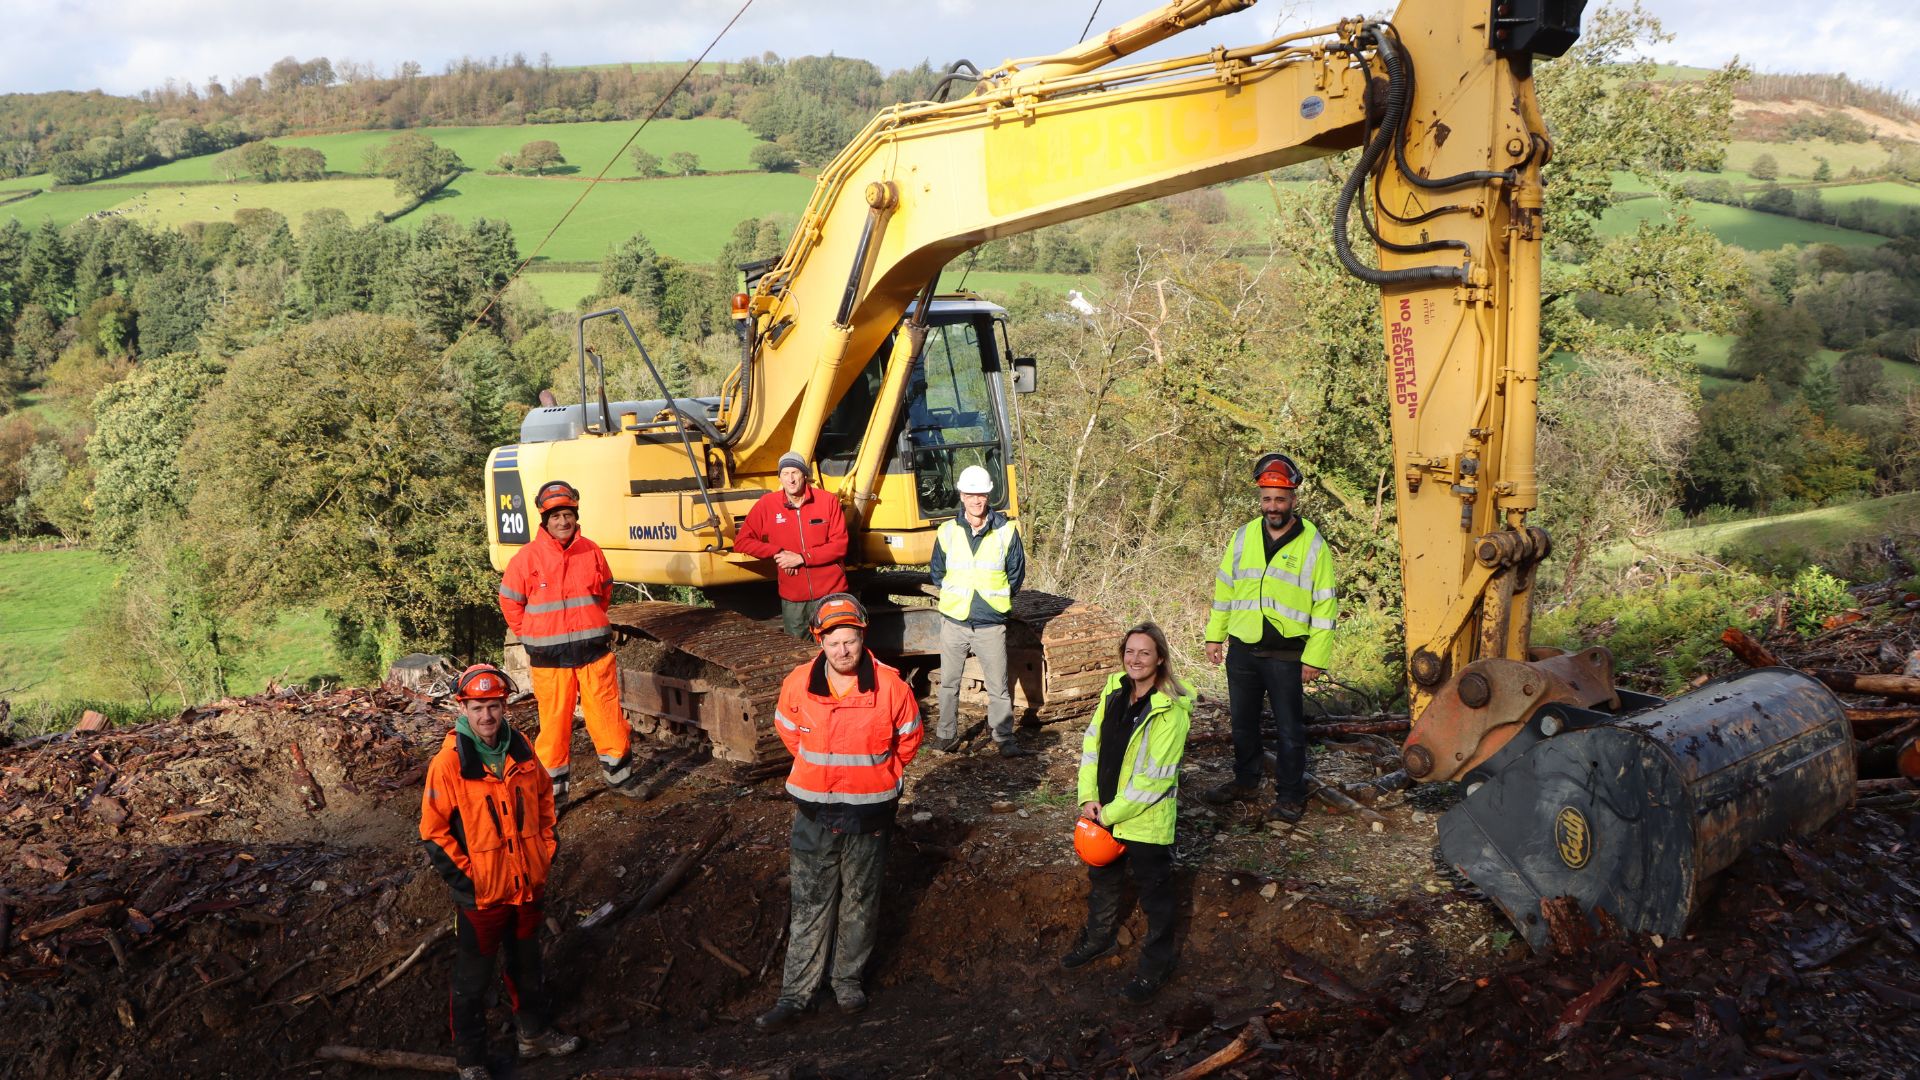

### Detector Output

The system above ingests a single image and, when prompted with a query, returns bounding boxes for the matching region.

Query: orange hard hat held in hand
[1073,815,1126,866]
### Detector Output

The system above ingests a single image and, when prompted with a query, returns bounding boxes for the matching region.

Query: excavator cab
[818,297,1024,530]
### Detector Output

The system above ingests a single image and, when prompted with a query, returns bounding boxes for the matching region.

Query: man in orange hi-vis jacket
[754,594,923,1033]
[420,663,580,1079]
[497,480,638,800]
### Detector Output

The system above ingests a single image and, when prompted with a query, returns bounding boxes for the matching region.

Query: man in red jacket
[733,451,851,638]
[755,594,922,1032]
[498,480,637,800]
[420,664,580,1079]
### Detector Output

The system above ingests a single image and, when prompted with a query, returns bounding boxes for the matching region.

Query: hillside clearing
[1628,492,1920,576]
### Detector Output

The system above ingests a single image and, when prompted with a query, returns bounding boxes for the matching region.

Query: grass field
[411,169,814,263]
[1724,138,1893,182]
[0,547,343,711]
[1,185,140,229]
[0,548,122,703]
[522,271,602,309]
[1683,331,1920,393]
[116,178,409,232]
[0,172,48,193]
[1220,177,1321,219]
[1635,492,1920,576]
[1817,180,1920,207]
[122,118,764,184]
[1598,197,1884,249]
[951,270,1087,299]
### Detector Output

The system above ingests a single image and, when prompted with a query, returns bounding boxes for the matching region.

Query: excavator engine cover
[1438,667,1855,950]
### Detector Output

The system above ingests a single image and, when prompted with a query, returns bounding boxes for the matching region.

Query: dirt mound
[0,683,1914,1079]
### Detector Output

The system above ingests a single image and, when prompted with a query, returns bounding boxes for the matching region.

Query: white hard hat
[956,465,994,494]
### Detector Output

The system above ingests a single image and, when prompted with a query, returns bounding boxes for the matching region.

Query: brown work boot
[1199,782,1258,806]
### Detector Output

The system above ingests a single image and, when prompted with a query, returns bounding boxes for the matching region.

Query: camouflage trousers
[777,811,890,1008]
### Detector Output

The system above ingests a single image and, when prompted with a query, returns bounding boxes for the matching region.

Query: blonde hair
[1119,621,1188,699]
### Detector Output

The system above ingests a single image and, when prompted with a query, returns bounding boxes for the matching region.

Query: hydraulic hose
[1332,24,1468,286]
[1377,28,1517,192]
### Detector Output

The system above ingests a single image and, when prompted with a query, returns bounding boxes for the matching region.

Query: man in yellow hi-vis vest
[928,465,1031,757]
[1200,452,1338,825]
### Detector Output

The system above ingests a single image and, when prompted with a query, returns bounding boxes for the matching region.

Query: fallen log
[18,899,123,941]
[1305,772,1384,824]
[1809,669,1920,703]
[583,1060,721,1068]
[1167,1017,1270,1080]
[632,818,728,919]
[1857,777,1918,794]
[315,1046,455,1073]
[1305,719,1410,736]
[1720,628,1783,669]
[1860,718,1920,750]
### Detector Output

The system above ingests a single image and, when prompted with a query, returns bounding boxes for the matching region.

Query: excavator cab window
[905,317,1010,519]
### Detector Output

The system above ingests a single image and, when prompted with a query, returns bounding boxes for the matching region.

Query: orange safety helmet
[809,592,869,638]
[533,480,580,516]
[454,663,515,701]
[1073,816,1126,867]
[1253,452,1303,490]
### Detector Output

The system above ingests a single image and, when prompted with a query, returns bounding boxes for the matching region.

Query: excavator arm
[492,1,1856,946]
[722,0,1575,759]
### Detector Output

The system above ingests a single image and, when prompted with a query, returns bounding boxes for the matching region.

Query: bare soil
[2,681,1916,1079]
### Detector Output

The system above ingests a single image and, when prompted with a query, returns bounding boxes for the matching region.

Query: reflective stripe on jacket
[499,527,614,668]
[1202,517,1339,669]
[1075,672,1191,845]
[419,728,557,909]
[933,516,1017,621]
[775,651,923,829]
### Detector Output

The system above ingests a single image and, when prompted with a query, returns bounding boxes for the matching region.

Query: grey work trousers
[777,811,890,1008]
[936,619,1012,742]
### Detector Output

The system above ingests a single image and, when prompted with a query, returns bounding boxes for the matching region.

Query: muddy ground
[2,671,1917,1079]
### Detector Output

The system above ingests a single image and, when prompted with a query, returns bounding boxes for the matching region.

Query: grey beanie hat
[777,450,809,474]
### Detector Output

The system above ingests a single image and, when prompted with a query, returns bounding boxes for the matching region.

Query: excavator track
[594,590,1124,773]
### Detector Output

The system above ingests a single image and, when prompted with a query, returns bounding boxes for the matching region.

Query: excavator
[486,0,1857,947]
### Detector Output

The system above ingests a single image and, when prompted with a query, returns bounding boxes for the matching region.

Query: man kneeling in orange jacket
[420,664,580,1079]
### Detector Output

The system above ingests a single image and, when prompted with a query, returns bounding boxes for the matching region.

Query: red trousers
[449,901,548,1067]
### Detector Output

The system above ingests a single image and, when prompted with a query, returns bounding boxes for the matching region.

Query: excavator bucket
[1437,667,1856,949]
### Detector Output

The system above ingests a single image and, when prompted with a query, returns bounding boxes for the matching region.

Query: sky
[4,0,1917,101]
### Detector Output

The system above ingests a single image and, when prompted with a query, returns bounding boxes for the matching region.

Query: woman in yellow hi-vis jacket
[1060,621,1192,1005]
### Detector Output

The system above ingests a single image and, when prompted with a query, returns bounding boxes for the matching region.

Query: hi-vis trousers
[530,652,632,786]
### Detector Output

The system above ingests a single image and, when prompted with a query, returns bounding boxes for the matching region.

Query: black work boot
[1119,971,1168,1005]
[754,1001,804,1033]
[1267,799,1305,826]
[925,735,962,754]
[1199,782,1257,806]
[1059,935,1117,970]
[996,739,1035,759]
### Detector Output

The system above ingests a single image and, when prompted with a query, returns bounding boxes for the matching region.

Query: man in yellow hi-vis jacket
[1199,452,1338,825]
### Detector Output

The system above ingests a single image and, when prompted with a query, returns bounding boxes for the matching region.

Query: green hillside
[421,170,813,263]
[1598,197,1883,249]
[1636,492,1920,576]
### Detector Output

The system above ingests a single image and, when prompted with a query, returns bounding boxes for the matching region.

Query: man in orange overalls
[498,480,638,800]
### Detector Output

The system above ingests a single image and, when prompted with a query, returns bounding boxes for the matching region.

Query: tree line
[2,50,945,183]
